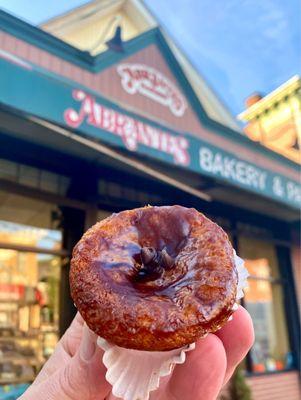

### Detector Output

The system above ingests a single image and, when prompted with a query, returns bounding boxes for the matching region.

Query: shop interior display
[0,220,61,387]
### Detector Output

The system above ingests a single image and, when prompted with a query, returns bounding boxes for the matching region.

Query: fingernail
[80,324,97,362]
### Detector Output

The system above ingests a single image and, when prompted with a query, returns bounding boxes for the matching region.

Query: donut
[70,205,237,351]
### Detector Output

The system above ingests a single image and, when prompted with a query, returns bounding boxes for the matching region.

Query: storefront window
[0,159,70,196]
[0,191,63,388]
[0,221,62,251]
[0,250,60,384]
[239,236,292,373]
[0,189,63,233]
[98,179,162,206]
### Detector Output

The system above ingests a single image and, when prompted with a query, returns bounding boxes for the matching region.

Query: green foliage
[221,367,252,400]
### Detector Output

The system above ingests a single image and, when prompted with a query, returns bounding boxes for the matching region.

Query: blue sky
[0,0,300,116]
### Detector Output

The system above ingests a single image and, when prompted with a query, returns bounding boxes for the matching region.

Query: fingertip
[193,334,227,367]
[218,306,254,351]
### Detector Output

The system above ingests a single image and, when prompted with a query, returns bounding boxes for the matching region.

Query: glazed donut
[70,206,237,351]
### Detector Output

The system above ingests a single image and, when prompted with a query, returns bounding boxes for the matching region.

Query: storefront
[0,5,300,399]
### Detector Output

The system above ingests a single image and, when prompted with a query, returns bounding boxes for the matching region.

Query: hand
[19,306,254,400]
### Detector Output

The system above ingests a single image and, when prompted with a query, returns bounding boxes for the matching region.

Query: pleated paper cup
[234,251,249,302]
[97,250,248,400]
[98,338,195,400]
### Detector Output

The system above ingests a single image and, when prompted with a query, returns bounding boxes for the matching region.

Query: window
[0,250,60,383]
[239,236,292,373]
[0,190,63,386]
[0,159,70,196]
[98,179,162,205]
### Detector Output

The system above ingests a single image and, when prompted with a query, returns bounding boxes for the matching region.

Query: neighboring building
[0,1,300,399]
[238,75,301,165]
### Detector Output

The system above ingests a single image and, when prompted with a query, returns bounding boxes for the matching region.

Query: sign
[64,89,301,207]
[1,54,300,209]
[64,90,190,165]
[199,146,301,205]
[117,63,187,117]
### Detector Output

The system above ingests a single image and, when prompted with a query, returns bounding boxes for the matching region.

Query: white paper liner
[234,250,249,302]
[98,337,195,400]
[98,250,249,400]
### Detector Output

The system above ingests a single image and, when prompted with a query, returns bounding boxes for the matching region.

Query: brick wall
[246,371,301,400]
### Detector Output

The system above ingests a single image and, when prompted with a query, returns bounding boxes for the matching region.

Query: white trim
[238,75,301,121]
[41,0,124,34]
[125,0,157,29]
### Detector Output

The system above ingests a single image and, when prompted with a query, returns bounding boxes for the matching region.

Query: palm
[20,307,253,400]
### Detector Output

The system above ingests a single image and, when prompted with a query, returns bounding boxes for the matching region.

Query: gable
[94,43,205,135]
[39,0,239,132]
[1,5,240,135]
[41,0,156,55]
[43,10,140,55]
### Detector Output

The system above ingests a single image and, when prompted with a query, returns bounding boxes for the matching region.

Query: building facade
[0,1,300,399]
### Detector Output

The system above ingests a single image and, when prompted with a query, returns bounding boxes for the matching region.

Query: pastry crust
[70,206,237,351]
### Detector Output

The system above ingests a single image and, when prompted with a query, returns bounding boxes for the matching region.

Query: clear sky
[0,0,300,116]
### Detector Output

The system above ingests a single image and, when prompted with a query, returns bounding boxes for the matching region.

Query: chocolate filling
[136,246,174,281]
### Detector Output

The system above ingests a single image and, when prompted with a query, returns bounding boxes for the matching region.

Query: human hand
[19,306,254,400]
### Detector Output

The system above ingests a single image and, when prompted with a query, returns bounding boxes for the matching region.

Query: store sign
[117,64,187,117]
[199,146,301,205]
[200,147,267,190]
[64,90,190,165]
[1,54,300,209]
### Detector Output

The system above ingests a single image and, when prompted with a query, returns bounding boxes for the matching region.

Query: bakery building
[0,1,300,398]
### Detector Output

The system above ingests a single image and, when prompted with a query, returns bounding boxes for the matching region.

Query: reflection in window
[0,221,61,250]
[239,237,292,373]
[0,194,63,386]
[0,190,63,247]
[0,250,60,384]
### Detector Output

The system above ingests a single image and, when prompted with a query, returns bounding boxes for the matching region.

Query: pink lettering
[64,89,190,165]
[64,90,95,128]
[117,64,187,117]
[167,136,190,165]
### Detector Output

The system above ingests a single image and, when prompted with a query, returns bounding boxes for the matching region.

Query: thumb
[20,325,111,400]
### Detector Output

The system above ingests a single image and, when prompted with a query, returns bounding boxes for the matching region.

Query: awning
[0,50,300,210]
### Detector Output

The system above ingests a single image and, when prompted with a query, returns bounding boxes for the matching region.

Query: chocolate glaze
[134,247,174,282]
[70,206,238,351]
